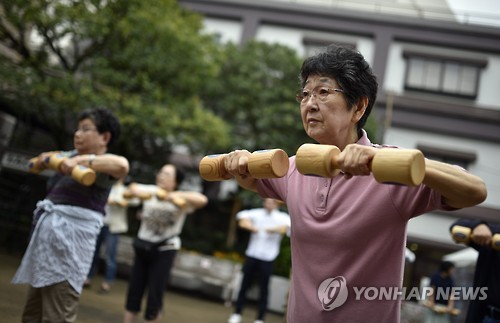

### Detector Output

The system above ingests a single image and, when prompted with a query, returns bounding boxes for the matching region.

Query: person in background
[450,219,500,323]
[222,44,487,323]
[228,198,291,323]
[85,176,133,293]
[123,163,208,323]
[424,261,456,323]
[12,108,129,322]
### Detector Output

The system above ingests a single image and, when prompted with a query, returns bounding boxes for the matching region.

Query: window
[403,51,487,99]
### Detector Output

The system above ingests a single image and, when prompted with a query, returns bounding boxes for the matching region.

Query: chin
[306,130,321,142]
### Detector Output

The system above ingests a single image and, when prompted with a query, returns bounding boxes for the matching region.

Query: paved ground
[0,251,285,323]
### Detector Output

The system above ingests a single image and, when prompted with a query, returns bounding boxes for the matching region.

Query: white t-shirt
[136,184,194,250]
[237,207,291,261]
[103,182,129,234]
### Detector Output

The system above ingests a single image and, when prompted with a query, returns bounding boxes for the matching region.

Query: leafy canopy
[0,0,230,163]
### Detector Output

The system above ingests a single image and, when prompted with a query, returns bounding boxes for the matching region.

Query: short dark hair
[174,165,185,190]
[78,108,121,147]
[299,44,378,134]
[439,261,455,273]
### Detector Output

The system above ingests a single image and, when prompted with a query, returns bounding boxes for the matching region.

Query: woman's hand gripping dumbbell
[123,184,186,208]
[28,152,96,186]
[295,143,425,186]
[451,225,500,250]
[199,149,289,181]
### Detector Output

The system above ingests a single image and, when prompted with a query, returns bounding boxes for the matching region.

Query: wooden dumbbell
[199,149,289,181]
[451,225,500,250]
[123,191,152,200]
[28,157,48,174]
[48,154,96,186]
[494,235,500,250]
[451,225,471,244]
[295,144,425,186]
[28,154,96,186]
[108,199,129,208]
[157,188,187,208]
[432,304,460,316]
[123,186,186,208]
[28,151,62,173]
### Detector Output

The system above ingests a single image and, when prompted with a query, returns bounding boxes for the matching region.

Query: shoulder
[430,272,441,282]
[237,208,262,218]
[274,210,289,218]
[276,211,291,223]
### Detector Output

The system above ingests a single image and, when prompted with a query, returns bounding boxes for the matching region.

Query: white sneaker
[228,313,242,323]
[254,320,264,323]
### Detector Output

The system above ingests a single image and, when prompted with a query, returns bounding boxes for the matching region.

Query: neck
[335,128,360,151]
[78,147,107,155]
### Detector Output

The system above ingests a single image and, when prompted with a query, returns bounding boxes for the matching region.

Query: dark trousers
[87,225,108,279]
[235,256,274,321]
[125,248,177,320]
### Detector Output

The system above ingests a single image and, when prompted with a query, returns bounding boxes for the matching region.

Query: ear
[101,131,111,145]
[352,97,369,123]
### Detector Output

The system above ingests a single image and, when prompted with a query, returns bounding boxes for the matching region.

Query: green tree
[0,0,230,165]
[201,40,309,157]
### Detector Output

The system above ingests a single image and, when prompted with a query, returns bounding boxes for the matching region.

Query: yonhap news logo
[317,276,349,311]
[317,276,487,311]
[352,286,488,302]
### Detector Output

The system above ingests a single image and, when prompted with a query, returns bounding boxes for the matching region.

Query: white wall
[202,17,243,44]
[407,212,461,246]
[255,24,375,62]
[203,18,376,64]
[478,56,500,109]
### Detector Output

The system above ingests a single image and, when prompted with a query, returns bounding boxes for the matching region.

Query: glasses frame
[296,87,344,104]
[75,127,98,134]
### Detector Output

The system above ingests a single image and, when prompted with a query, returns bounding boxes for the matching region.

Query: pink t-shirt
[256,134,448,323]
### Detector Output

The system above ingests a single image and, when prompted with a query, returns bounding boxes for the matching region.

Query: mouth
[307,118,321,125]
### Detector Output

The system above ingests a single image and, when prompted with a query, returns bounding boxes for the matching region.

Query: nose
[302,97,319,111]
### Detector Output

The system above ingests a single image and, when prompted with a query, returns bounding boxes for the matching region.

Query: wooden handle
[199,154,229,181]
[451,225,471,244]
[108,199,129,208]
[247,149,289,179]
[28,157,46,174]
[371,148,425,186]
[47,153,66,171]
[48,153,96,186]
[432,305,460,315]
[199,149,289,181]
[71,165,96,186]
[123,190,153,200]
[492,234,500,250]
[157,188,187,208]
[296,144,340,177]
[295,144,425,186]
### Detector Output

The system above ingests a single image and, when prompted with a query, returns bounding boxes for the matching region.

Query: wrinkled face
[73,118,107,154]
[299,75,361,147]
[156,164,176,191]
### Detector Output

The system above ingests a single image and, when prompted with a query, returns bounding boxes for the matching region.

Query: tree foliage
[201,40,309,157]
[0,0,230,165]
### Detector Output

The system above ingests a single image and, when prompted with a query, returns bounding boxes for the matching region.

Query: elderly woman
[223,44,487,323]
